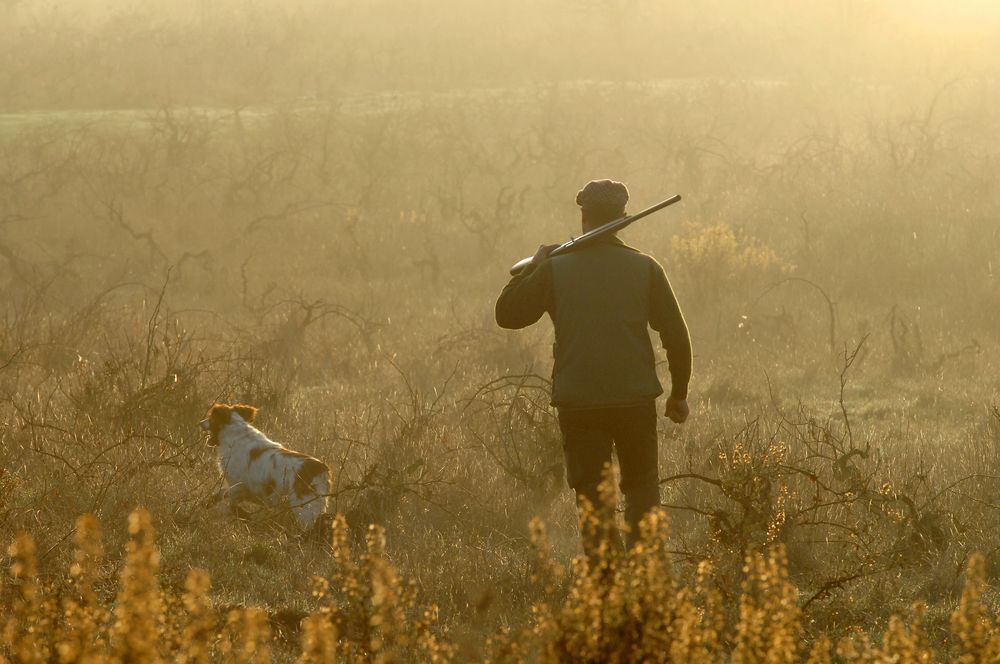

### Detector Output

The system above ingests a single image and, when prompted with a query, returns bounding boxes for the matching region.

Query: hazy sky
[892,0,1000,26]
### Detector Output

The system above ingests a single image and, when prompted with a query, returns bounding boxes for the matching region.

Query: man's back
[495,235,690,409]
[549,239,662,408]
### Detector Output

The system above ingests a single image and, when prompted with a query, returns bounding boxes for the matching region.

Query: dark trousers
[557,401,660,549]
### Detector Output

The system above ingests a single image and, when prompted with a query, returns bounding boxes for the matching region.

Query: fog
[4,1,1000,109]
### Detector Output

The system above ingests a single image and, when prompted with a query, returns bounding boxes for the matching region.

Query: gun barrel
[508,194,681,275]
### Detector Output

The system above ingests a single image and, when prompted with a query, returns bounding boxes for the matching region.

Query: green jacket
[495,236,691,408]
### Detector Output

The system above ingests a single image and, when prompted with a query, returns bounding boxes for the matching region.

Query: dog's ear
[233,404,258,424]
[208,404,233,426]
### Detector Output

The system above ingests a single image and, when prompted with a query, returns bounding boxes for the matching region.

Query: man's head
[576,179,629,231]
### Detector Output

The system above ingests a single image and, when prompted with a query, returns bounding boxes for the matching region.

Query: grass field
[2,1,1000,661]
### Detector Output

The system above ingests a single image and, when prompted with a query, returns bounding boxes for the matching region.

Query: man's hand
[531,244,560,265]
[665,397,689,424]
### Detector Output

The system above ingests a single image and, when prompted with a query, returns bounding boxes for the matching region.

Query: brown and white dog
[200,403,330,530]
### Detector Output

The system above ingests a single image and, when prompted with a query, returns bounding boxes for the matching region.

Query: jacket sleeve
[494,259,553,329]
[648,258,692,400]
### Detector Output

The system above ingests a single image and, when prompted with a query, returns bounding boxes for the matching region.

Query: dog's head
[200,403,259,447]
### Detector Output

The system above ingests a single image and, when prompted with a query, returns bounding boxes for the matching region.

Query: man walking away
[495,179,692,551]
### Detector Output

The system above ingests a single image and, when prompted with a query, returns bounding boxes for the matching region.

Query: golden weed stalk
[221,608,271,664]
[950,553,1000,663]
[179,568,216,664]
[3,533,50,662]
[528,504,725,663]
[298,612,338,664]
[112,508,165,663]
[733,546,801,663]
[58,513,109,663]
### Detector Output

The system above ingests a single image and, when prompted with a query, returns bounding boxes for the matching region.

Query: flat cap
[576,179,629,210]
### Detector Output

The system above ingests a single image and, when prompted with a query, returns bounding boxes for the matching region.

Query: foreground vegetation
[3,506,998,662]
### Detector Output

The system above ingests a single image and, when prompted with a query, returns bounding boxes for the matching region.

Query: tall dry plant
[179,569,216,664]
[57,513,110,663]
[305,514,454,663]
[221,608,271,664]
[950,553,1000,663]
[112,508,166,663]
[732,547,801,663]
[2,534,49,662]
[518,501,727,663]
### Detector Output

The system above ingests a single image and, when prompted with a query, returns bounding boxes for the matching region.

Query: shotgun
[508,194,682,275]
